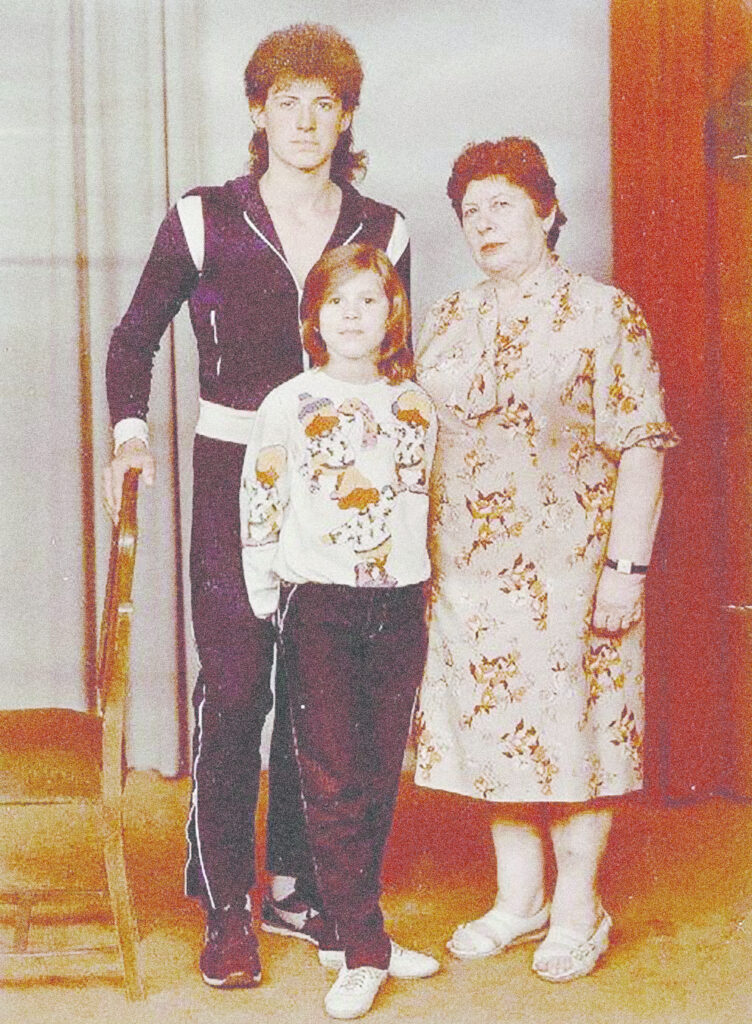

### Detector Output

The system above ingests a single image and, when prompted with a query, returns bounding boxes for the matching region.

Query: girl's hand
[591,567,645,634]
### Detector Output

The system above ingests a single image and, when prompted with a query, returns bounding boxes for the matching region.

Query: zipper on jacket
[243,211,301,296]
[210,309,221,376]
[243,210,364,369]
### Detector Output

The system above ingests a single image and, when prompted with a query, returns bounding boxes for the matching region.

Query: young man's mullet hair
[245,23,367,185]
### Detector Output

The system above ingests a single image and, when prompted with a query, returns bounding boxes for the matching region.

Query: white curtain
[1,0,611,774]
[1,0,203,774]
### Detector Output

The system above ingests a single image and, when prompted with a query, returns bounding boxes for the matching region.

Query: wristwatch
[605,557,649,575]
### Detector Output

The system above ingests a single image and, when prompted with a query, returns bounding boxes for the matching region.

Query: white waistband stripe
[196,399,257,445]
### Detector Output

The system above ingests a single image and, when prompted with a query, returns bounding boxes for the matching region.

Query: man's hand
[591,567,645,634]
[103,438,156,521]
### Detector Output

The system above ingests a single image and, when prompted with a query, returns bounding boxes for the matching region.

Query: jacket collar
[329,182,366,247]
[237,176,365,255]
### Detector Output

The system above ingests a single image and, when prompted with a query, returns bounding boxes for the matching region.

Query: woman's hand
[591,567,645,634]
[103,438,156,522]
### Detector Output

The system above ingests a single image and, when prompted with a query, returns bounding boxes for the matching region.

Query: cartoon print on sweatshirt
[298,392,379,494]
[338,396,380,447]
[242,444,287,545]
[323,466,398,587]
[390,390,433,493]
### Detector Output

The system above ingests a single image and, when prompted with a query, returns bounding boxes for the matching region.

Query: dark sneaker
[260,891,327,946]
[200,905,262,988]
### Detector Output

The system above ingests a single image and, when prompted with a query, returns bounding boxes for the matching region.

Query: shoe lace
[338,966,383,992]
[207,908,253,945]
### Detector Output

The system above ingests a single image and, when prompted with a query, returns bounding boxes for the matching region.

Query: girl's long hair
[301,244,413,384]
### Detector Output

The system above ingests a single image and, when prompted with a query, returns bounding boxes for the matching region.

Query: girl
[240,244,439,1019]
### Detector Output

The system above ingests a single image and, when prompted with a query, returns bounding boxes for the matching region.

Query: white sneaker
[319,939,440,979]
[324,965,387,1019]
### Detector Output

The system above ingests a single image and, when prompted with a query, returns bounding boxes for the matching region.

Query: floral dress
[413,258,679,802]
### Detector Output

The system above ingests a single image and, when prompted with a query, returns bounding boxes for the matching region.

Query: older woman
[413,138,678,982]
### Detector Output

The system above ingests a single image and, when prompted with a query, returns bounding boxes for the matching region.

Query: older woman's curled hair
[447,137,567,249]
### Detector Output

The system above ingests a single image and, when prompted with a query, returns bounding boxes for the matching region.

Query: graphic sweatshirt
[240,368,437,617]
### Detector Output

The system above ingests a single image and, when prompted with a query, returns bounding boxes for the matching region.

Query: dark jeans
[184,434,315,910]
[277,581,428,969]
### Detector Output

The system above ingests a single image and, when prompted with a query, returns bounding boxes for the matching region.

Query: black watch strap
[605,557,649,575]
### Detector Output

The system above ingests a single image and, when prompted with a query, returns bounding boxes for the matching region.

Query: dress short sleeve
[593,289,679,458]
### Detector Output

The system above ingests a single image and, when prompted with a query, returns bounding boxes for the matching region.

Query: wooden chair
[0,469,144,999]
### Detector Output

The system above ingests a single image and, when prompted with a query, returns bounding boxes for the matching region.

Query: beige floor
[1,772,751,1024]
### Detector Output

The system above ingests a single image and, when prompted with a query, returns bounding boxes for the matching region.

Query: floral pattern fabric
[413,258,678,803]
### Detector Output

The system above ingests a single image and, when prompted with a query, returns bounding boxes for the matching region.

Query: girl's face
[318,269,390,382]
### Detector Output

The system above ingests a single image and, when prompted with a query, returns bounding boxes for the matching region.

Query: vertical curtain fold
[611,0,752,800]
[78,0,196,773]
[70,0,98,708]
[159,0,190,775]
[1,0,202,774]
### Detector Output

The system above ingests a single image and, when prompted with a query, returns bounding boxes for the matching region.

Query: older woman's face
[461,176,554,283]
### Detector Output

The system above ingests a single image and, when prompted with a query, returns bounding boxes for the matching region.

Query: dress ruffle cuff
[598,420,681,460]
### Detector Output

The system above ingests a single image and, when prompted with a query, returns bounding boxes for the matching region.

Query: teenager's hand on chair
[591,567,645,635]
[103,438,156,522]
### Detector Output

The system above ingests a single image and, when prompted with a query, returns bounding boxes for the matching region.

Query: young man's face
[254,78,352,174]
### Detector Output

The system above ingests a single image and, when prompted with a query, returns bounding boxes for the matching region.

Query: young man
[103,24,416,989]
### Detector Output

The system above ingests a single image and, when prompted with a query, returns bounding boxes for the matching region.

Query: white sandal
[532,907,612,982]
[447,902,550,960]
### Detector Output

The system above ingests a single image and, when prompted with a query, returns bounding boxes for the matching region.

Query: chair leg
[102,822,145,1000]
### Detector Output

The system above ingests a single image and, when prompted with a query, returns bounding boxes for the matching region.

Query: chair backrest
[94,470,139,794]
